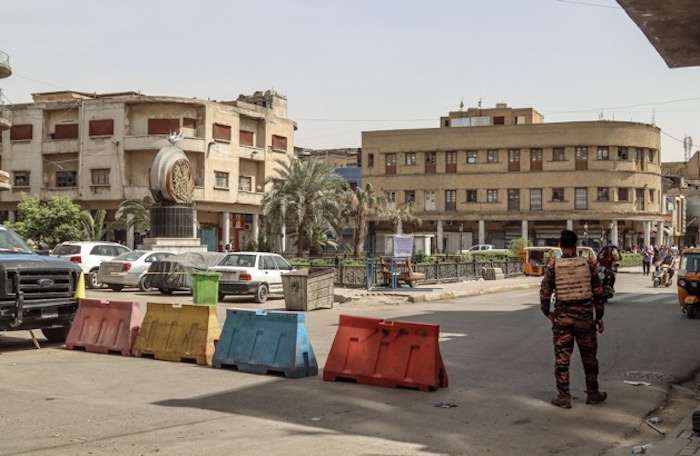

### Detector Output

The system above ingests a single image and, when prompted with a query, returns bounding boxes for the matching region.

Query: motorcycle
[652,264,673,288]
[598,265,615,300]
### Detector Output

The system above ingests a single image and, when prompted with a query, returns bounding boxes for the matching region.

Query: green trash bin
[192,271,220,305]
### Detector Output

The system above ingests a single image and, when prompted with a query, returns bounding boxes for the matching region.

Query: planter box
[282,267,334,311]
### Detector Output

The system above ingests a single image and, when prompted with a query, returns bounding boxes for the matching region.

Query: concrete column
[610,220,618,246]
[521,220,528,242]
[643,221,651,247]
[192,210,197,239]
[222,211,231,251]
[280,223,286,253]
[656,221,664,247]
[8,210,15,223]
[566,220,573,230]
[436,220,443,253]
[478,220,485,245]
[126,214,134,249]
[252,214,260,245]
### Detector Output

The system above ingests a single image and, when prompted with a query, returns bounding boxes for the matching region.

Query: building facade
[0,89,296,250]
[0,50,12,191]
[362,103,665,254]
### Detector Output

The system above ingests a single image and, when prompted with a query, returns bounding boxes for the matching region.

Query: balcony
[124,135,205,152]
[236,191,263,206]
[0,170,10,191]
[42,139,79,154]
[240,145,265,161]
[0,50,11,79]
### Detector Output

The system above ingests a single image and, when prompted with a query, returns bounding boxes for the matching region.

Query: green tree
[342,183,386,256]
[115,195,153,232]
[80,209,111,241]
[262,158,347,255]
[6,195,83,248]
[380,201,422,234]
[509,237,532,255]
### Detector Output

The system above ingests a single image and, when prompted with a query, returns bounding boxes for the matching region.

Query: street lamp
[459,223,464,252]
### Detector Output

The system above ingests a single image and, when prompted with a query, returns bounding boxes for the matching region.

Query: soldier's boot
[550,394,571,409]
[586,390,608,405]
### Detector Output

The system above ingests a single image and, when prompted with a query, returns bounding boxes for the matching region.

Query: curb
[408,283,540,303]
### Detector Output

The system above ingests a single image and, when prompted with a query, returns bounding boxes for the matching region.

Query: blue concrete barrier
[213,309,318,378]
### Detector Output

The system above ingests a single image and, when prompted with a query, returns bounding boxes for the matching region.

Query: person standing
[642,246,652,275]
[540,230,607,408]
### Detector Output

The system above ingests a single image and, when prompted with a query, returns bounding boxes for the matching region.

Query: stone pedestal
[144,202,206,253]
[141,237,207,254]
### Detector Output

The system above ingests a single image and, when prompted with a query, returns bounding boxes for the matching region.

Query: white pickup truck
[460,244,510,253]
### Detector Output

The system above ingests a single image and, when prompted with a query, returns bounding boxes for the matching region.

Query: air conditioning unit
[445,220,453,226]
[244,223,252,230]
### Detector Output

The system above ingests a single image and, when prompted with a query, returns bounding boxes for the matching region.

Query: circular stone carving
[150,146,195,203]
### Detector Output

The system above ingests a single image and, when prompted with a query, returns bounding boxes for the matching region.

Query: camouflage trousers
[551,307,599,397]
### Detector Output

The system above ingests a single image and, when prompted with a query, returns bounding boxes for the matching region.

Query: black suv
[0,226,82,342]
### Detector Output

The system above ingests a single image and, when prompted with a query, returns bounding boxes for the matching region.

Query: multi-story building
[0,89,295,251]
[0,50,12,191]
[362,103,665,254]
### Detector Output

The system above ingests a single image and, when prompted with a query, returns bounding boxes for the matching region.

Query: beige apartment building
[0,50,12,191]
[362,103,665,254]
[0,89,295,251]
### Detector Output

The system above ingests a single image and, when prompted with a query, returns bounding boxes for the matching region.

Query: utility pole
[684,136,693,162]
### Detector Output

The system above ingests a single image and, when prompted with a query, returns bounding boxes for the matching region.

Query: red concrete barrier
[65,299,142,356]
[323,315,448,391]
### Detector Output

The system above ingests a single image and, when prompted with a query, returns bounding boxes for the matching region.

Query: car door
[261,254,283,293]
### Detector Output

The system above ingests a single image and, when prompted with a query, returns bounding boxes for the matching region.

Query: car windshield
[113,250,148,261]
[220,254,257,267]
[53,244,81,255]
[680,253,700,272]
[0,226,34,254]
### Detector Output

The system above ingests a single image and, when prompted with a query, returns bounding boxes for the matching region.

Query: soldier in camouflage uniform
[540,230,607,408]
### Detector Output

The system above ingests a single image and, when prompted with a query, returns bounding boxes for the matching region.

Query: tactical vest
[554,256,593,302]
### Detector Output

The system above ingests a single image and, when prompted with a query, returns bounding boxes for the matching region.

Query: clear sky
[1,0,698,161]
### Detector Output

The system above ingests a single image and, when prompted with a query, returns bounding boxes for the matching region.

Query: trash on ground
[645,419,666,435]
[310,417,321,422]
[624,380,651,386]
[648,416,660,424]
[630,443,653,454]
[434,403,458,408]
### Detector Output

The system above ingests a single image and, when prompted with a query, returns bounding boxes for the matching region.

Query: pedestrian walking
[642,246,652,275]
[540,230,607,409]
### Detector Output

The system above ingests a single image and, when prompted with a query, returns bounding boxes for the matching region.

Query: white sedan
[208,252,294,303]
[97,250,174,292]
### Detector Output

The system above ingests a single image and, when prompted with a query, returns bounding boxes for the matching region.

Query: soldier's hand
[596,319,605,334]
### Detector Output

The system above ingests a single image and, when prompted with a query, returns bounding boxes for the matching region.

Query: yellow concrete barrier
[132,302,220,365]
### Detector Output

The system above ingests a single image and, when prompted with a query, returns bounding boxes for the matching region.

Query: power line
[555,0,620,9]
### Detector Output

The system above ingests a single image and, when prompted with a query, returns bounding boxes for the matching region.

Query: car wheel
[41,326,71,343]
[87,270,102,289]
[254,284,269,303]
[138,275,151,292]
[218,292,226,302]
[109,284,124,292]
[159,288,174,295]
[688,305,699,319]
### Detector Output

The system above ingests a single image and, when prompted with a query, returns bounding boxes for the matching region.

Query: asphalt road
[0,272,698,455]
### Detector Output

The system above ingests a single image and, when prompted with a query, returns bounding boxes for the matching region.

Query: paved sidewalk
[335,265,700,455]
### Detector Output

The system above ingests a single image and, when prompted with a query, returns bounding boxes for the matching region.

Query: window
[446,151,457,173]
[10,124,32,141]
[271,134,287,151]
[466,150,478,164]
[597,187,609,201]
[385,153,397,175]
[486,189,498,203]
[649,189,655,203]
[425,151,436,174]
[597,147,609,160]
[13,171,29,188]
[368,153,374,167]
[445,190,456,211]
[635,188,645,211]
[89,119,114,137]
[54,124,79,140]
[182,117,197,130]
[575,147,588,170]
[405,152,416,166]
[385,191,396,203]
[215,171,229,188]
[466,189,477,203]
[213,123,232,142]
[405,190,416,203]
[618,188,629,201]
[618,147,629,160]
[56,171,77,188]
[575,188,588,210]
[552,188,565,202]
[530,188,542,211]
[90,168,110,186]
[635,148,644,171]
[239,130,254,147]
[648,149,656,164]
[493,116,505,125]
[508,189,520,211]
[530,148,543,171]
[553,147,565,161]
[508,149,520,172]
[425,190,436,211]
[487,149,499,163]
[148,118,180,135]
[239,176,252,192]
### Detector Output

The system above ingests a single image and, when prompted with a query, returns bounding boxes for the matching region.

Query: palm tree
[115,195,154,232]
[380,201,422,234]
[80,209,110,241]
[262,158,347,255]
[343,183,387,256]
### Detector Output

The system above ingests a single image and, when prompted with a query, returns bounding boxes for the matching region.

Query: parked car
[461,244,509,253]
[208,252,294,303]
[97,250,174,292]
[577,246,598,265]
[52,241,131,289]
[146,251,226,295]
[0,225,83,342]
